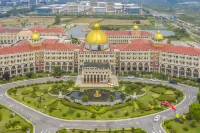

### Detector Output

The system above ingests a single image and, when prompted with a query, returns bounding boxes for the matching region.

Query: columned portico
[82,62,111,84]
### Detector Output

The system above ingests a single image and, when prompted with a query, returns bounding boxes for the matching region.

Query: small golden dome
[133,22,139,30]
[94,23,100,30]
[31,30,40,40]
[154,31,163,40]
[85,23,108,44]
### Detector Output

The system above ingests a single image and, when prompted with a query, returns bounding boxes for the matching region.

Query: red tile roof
[0,39,77,55]
[105,31,132,36]
[105,30,153,36]
[42,43,78,50]
[29,28,65,34]
[119,39,200,56]
[0,26,4,29]
[0,28,22,33]
[29,25,45,30]
[1,38,200,56]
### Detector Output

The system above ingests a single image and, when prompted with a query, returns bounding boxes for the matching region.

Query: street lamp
[136,122,139,128]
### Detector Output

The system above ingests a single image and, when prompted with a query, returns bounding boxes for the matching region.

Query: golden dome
[94,23,100,30]
[154,31,163,40]
[31,30,40,40]
[85,23,108,44]
[133,22,139,30]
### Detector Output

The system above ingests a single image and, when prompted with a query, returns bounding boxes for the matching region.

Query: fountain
[94,90,101,98]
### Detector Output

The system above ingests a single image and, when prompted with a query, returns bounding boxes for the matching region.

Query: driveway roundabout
[0,77,198,133]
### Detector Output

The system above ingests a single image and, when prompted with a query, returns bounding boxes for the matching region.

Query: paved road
[0,77,198,133]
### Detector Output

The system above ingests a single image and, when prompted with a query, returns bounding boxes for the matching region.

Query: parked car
[153,115,161,122]
[55,76,61,78]
[169,80,177,84]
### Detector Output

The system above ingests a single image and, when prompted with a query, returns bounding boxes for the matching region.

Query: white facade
[93,7,107,14]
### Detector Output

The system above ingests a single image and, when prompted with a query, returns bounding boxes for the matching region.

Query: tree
[110,95,114,102]
[120,93,125,101]
[25,72,34,78]
[55,15,61,25]
[81,95,88,102]
[189,103,200,120]
[53,67,64,76]
[3,72,10,81]
[197,92,200,103]
[190,120,197,127]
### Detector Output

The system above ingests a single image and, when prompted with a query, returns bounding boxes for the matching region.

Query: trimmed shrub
[190,120,197,127]
[166,123,172,129]
[21,125,29,131]
[183,126,189,131]
[179,119,184,124]
[76,113,81,118]
[108,114,113,118]
[124,111,129,116]
[91,114,96,119]
[186,113,193,120]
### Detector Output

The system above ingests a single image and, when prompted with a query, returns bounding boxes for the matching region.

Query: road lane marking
[153,127,159,133]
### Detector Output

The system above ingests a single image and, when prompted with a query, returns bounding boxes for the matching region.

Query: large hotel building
[0,23,199,81]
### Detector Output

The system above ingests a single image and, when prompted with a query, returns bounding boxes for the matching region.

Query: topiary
[183,126,189,131]
[76,113,81,118]
[21,125,29,131]
[108,114,113,118]
[179,119,184,124]
[166,123,172,129]
[190,120,197,127]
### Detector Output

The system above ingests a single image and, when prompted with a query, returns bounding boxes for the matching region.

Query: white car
[154,115,161,122]
[150,78,159,82]
[128,76,134,79]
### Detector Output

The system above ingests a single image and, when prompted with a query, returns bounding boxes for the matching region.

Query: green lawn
[8,81,183,120]
[0,105,33,133]
[164,120,200,133]
[0,72,49,84]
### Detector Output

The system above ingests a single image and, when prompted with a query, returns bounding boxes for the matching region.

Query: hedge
[157,95,175,102]
[60,99,133,114]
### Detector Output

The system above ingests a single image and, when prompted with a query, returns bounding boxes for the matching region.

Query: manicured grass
[8,81,183,120]
[0,104,33,133]
[164,119,200,133]
[0,16,72,26]
[0,72,49,84]
[150,87,167,94]
[152,93,160,98]
[165,90,175,95]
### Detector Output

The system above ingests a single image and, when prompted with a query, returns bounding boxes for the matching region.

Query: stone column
[93,74,94,83]
[177,68,180,77]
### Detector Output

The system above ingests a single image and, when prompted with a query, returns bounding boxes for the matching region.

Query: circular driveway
[0,77,198,133]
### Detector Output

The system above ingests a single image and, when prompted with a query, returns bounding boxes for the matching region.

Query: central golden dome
[133,22,139,30]
[154,31,163,40]
[31,30,40,40]
[85,23,108,44]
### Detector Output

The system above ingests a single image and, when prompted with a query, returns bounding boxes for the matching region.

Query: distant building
[93,7,106,14]
[29,0,38,5]
[37,7,52,14]
[114,3,141,14]
[37,2,89,14]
